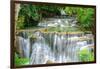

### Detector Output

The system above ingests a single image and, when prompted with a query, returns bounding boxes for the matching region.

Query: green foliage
[75,8,94,31]
[16,15,25,29]
[15,53,29,66]
[17,4,40,29]
[38,5,60,13]
[78,48,94,62]
[19,4,40,21]
[64,7,77,16]
[64,7,95,33]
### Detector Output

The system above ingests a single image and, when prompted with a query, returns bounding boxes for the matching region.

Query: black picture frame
[10,1,96,68]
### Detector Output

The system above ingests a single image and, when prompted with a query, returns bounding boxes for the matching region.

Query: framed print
[11,1,96,68]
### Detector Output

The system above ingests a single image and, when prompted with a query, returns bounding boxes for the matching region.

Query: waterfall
[16,31,94,64]
[52,34,67,63]
[16,17,94,65]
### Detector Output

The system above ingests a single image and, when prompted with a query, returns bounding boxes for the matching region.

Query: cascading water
[30,32,52,64]
[16,17,94,65]
[16,36,30,58]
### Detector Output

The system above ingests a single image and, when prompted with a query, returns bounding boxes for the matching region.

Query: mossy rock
[46,60,54,64]
[30,35,37,40]
[30,35,37,43]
